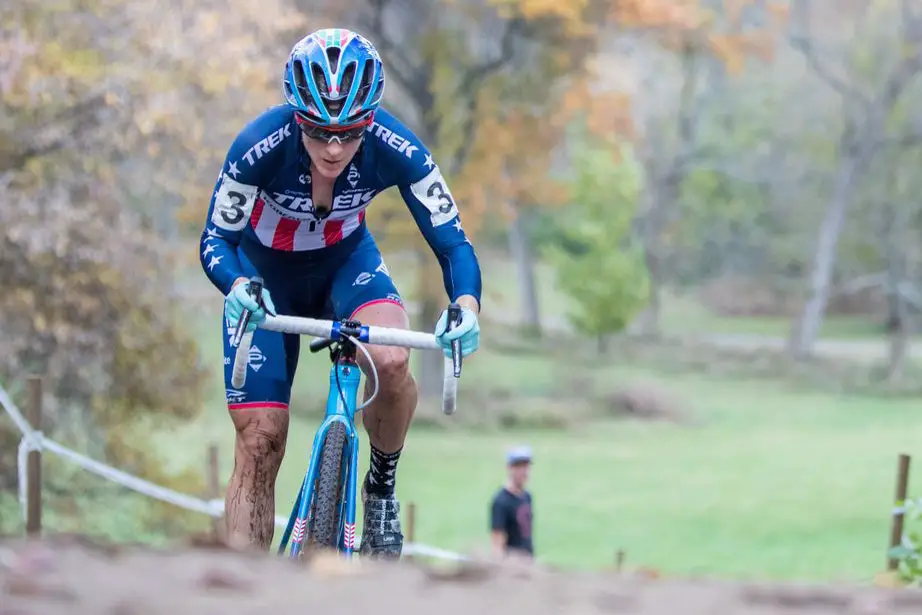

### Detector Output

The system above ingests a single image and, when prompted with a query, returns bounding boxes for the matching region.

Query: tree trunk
[883,218,911,382]
[506,203,541,337]
[414,248,444,397]
[634,277,662,338]
[886,290,903,332]
[596,334,609,355]
[634,183,672,339]
[886,287,911,383]
[788,154,861,358]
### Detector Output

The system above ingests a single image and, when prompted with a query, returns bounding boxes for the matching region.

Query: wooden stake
[26,375,43,537]
[207,444,221,540]
[888,453,911,571]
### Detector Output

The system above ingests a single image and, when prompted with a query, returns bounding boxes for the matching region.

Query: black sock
[366,444,401,496]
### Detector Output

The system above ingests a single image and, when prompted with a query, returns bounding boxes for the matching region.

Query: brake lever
[447,302,462,378]
[230,276,265,348]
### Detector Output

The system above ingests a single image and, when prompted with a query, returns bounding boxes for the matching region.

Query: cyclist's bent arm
[366,108,482,308]
[397,171,483,309]
[199,111,286,295]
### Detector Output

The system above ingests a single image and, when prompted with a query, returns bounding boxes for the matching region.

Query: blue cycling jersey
[199,104,482,304]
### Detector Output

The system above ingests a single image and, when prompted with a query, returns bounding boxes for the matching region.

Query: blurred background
[4,0,922,583]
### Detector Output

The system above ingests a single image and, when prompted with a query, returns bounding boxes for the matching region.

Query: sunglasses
[295,112,372,144]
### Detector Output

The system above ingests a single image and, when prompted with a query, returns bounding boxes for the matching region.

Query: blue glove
[225,280,277,333]
[434,306,480,359]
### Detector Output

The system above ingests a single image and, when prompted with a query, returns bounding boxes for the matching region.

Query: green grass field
[155,275,922,583]
[161,359,922,582]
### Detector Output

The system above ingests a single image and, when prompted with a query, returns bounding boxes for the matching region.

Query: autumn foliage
[0,0,301,525]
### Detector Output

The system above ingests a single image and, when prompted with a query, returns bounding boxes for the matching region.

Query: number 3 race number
[211,173,258,232]
[410,166,458,226]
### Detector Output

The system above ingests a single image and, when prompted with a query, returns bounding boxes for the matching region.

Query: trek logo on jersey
[241,124,292,166]
[332,190,376,211]
[272,192,314,212]
[368,122,418,159]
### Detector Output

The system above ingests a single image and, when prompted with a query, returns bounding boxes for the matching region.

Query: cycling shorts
[221,226,403,410]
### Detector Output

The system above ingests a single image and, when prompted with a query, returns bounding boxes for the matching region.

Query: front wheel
[303,420,348,555]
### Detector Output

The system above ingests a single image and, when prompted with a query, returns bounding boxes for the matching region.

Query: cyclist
[199,28,482,559]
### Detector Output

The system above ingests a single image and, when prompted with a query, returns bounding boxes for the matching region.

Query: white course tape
[1,381,467,560]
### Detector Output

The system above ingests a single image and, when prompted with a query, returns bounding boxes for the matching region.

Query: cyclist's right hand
[225,278,277,333]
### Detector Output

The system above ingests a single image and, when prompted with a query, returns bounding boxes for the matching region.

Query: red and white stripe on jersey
[249,193,367,251]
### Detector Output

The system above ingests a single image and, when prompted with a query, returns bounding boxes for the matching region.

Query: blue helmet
[282,28,386,127]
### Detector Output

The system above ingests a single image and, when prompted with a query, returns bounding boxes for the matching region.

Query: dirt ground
[3,535,922,615]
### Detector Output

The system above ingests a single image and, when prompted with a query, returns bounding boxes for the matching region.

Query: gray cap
[506,445,533,465]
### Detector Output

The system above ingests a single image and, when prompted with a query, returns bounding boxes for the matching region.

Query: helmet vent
[326,47,341,74]
[291,59,317,111]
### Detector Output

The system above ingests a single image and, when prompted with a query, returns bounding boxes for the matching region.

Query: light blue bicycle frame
[277,354,363,559]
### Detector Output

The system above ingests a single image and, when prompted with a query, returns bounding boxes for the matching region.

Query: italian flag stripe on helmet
[322,28,350,48]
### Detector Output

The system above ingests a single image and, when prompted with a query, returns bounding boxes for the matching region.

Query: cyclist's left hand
[434,306,480,359]
[225,279,277,333]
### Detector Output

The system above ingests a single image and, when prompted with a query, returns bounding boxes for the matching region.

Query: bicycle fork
[339,429,359,555]
[278,358,363,559]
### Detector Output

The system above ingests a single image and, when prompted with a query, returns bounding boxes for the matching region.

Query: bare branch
[873,132,922,151]
[457,18,523,96]
[360,0,433,110]
[789,35,863,101]
[788,0,864,101]
[450,17,525,171]
[672,40,706,176]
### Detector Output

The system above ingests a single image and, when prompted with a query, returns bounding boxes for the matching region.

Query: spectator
[490,445,534,560]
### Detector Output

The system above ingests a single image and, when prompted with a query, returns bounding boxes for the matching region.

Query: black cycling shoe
[359,473,403,560]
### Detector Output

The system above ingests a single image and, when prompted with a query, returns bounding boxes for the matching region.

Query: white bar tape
[231,329,253,389]
[442,356,458,415]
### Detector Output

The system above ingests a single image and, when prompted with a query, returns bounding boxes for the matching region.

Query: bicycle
[228,276,464,560]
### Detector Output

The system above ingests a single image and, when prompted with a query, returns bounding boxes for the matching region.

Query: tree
[610,0,787,336]
[545,138,650,351]
[840,133,922,381]
[786,0,922,357]
[1,0,303,533]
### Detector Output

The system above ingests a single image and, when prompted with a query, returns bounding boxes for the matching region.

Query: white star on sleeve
[207,255,223,271]
[423,154,434,170]
[206,228,221,238]
[228,162,240,178]
[202,243,217,257]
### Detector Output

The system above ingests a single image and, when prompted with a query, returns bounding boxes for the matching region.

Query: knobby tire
[304,420,348,555]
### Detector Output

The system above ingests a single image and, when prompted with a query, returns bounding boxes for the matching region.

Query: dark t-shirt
[490,487,533,556]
